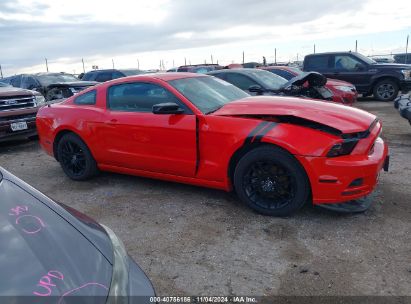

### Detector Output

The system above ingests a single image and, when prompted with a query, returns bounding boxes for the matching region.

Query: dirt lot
[0,99,410,296]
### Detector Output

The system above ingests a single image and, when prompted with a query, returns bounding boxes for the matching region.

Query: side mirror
[152,102,185,114]
[248,85,264,95]
[355,63,366,71]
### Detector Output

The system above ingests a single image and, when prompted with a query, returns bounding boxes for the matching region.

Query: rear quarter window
[82,72,95,81]
[74,90,96,105]
[304,55,330,71]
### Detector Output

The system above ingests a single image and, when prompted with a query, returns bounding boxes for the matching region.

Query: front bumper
[298,137,389,205]
[0,111,37,142]
[394,94,411,122]
[400,80,411,93]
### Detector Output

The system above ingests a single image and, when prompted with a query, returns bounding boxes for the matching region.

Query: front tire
[373,79,399,101]
[57,133,98,180]
[233,146,310,216]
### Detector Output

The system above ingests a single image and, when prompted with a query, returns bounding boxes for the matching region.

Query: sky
[0,0,410,76]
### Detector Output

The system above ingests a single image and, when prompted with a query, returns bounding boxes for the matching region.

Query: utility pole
[0,64,3,78]
[355,40,358,52]
[112,59,115,69]
[184,57,187,65]
[275,48,277,64]
[242,51,245,64]
[313,44,316,54]
[211,54,213,64]
[45,58,49,72]
[81,58,85,73]
[137,59,140,69]
[406,34,409,64]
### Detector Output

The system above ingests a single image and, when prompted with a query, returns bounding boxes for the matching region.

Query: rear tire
[373,79,399,101]
[57,133,98,180]
[233,146,310,216]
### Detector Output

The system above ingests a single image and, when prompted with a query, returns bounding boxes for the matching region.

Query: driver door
[98,81,197,177]
[332,55,372,91]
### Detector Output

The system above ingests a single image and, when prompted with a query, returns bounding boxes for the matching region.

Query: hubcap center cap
[261,178,276,192]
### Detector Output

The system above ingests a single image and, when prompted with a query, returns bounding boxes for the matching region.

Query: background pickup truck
[0,82,45,142]
[303,51,411,101]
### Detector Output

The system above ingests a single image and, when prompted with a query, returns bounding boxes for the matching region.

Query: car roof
[85,68,140,73]
[33,72,75,76]
[126,72,207,82]
[208,68,264,75]
[305,51,358,57]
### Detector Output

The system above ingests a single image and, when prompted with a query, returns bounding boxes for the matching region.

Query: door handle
[107,119,118,125]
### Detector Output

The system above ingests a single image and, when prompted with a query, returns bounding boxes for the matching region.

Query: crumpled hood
[212,96,376,134]
[283,71,327,88]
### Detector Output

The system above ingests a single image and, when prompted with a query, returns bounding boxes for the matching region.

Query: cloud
[0,0,410,74]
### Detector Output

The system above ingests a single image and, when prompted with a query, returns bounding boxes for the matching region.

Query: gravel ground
[0,99,410,296]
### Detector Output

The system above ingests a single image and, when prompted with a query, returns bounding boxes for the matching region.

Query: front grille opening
[0,96,35,111]
[348,178,364,188]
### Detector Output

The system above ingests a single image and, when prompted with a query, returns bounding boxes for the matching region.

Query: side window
[334,55,363,71]
[74,90,96,105]
[1,77,12,85]
[95,72,112,82]
[22,76,38,90]
[269,69,294,80]
[82,72,94,81]
[225,73,258,90]
[107,82,187,113]
[111,71,124,79]
[10,75,22,87]
[305,56,330,71]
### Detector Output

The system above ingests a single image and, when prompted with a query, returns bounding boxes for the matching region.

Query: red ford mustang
[36,73,389,216]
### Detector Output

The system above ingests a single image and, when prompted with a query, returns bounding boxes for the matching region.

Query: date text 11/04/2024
[150,296,257,303]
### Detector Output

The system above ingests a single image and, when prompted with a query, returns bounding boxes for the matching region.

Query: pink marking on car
[57,283,109,303]
[9,205,28,216]
[15,214,46,234]
[33,270,64,296]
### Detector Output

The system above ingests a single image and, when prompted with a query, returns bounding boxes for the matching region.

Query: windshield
[355,53,377,64]
[36,74,79,86]
[120,69,144,76]
[168,76,249,114]
[248,69,287,90]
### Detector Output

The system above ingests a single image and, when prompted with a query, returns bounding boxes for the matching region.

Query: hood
[326,78,354,87]
[283,71,327,88]
[0,167,113,297]
[47,81,98,88]
[212,96,376,134]
[0,86,38,97]
[371,63,411,69]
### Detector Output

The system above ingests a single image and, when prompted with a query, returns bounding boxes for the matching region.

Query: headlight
[35,95,46,106]
[335,85,354,92]
[327,140,358,157]
[401,70,411,80]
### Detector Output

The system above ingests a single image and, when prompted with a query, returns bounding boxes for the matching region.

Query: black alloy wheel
[234,146,310,216]
[57,133,98,180]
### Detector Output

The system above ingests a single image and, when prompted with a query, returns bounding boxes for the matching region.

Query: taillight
[327,139,358,157]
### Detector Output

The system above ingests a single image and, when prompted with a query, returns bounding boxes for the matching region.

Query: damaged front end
[45,81,97,101]
[280,71,334,101]
[394,93,411,125]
